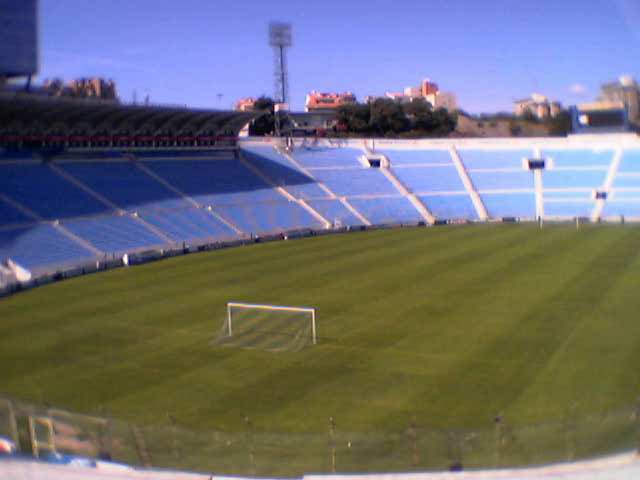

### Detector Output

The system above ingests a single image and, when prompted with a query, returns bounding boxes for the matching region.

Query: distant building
[370,78,457,112]
[305,91,357,112]
[235,97,257,112]
[514,93,561,120]
[599,75,639,126]
[43,77,118,101]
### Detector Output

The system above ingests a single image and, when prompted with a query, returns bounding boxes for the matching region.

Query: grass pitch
[2,223,640,436]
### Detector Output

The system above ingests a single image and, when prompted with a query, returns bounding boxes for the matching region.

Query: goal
[213,302,317,352]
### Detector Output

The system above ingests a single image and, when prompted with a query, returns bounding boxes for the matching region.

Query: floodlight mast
[269,22,292,137]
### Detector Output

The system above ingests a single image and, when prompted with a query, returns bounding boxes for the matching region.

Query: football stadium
[3,1,640,479]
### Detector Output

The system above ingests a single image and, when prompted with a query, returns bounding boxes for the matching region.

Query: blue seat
[0,163,111,220]
[348,197,422,225]
[63,215,165,253]
[241,148,329,200]
[139,208,236,243]
[310,168,398,197]
[378,149,453,165]
[617,150,640,172]
[0,224,96,273]
[542,149,614,167]
[144,160,283,206]
[306,199,364,226]
[458,149,532,169]
[542,169,607,189]
[216,201,322,235]
[0,197,33,227]
[393,165,465,193]
[293,147,364,168]
[543,200,593,217]
[421,194,477,220]
[59,161,189,211]
[481,193,535,218]
[468,170,534,191]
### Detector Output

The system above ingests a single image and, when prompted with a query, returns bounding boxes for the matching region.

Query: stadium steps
[379,166,435,224]
[50,163,175,246]
[133,161,245,236]
[238,150,332,229]
[278,146,372,226]
[0,192,104,257]
[129,213,175,246]
[52,222,104,257]
[449,146,488,220]
[49,163,122,212]
[591,148,622,222]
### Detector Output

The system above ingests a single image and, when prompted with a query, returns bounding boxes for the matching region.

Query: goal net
[213,302,317,352]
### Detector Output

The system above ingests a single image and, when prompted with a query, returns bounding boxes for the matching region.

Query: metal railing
[1,395,638,477]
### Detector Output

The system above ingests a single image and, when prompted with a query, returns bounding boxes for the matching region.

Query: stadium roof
[0,92,261,136]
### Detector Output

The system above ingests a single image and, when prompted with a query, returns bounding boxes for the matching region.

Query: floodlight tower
[269,22,292,137]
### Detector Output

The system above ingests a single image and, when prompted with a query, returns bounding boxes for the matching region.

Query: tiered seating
[215,201,322,234]
[294,146,363,168]
[1,143,638,280]
[482,193,535,218]
[542,149,614,167]
[380,149,470,221]
[0,225,96,273]
[0,163,111,219]
[59,161,189,211]
[139,208,236,242]
[378,149,452,165]
[544,196,594,217]
[421,194,477,220]
[240,146,329,200]
[468,170,534,191]
[309,168,398,197]
[605,150,640,217]
[542,169,607,189]
[348,197,422,225]
[458,149,532,169]
[0,198,33,226]
[392,165,465,193]
[306,199,364,227]
[143,160,282,206]
[62,215,165,253]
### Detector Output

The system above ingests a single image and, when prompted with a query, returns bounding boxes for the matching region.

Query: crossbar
[227,302,315,313]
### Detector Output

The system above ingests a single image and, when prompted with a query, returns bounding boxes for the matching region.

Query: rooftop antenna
[269,22,292,137]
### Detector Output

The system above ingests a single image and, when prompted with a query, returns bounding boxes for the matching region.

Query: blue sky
[38,0,640,113]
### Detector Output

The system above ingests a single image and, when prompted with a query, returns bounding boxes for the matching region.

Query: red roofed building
[235,97,257,112]
[305,91,357,112]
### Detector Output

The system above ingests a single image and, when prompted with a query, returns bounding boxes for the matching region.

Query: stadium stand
[0,162,113,220]
[1,91,640,293]
[0,224,96,274]
[306,198,365,227]
[420,193,478,220]
[348,197,423,225]
[61,215,166,254]
[57,160,191,211]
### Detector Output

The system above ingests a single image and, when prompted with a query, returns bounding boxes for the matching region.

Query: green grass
[2,223,640,440]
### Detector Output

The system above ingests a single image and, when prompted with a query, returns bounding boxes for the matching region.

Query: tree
[547,110,572,137]
[336,103,371,134]
[248,96,276,136]
[369,98,409,135]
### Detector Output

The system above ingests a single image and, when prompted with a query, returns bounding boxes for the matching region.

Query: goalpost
[216,302,317,352]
